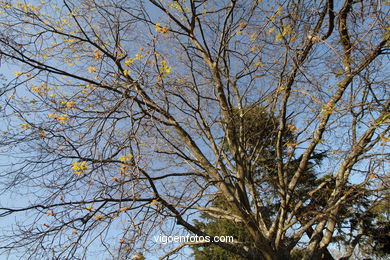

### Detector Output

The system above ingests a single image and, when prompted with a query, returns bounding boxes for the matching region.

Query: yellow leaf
[119,154,133,162]
[160,60,171,77]
[118,207,128,212]
[48,113,69,124]
[123,70,131,76]
[88,67,97,73]
[287,124,298,132]
[71,161,89,175]
[65,101,75,109]
[254,61,263,67]
[250,33,257,42]
[124,58,134,66]
[39,130,47,138]
[57,114,69,124]
[239,22,248,28]
[20,123,30,130]
[45,211,54,216]
[275,33,283,41]
[155,23,169,34]
[93,49,103,59]
[95,214,104,220]
[282,24,292,36]
[149,200,158,206]
[120,164,129,174]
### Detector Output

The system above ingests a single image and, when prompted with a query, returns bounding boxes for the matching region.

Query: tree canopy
[0,0,389,259]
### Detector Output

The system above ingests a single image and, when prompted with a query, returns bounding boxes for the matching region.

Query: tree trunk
[247,247,291,260]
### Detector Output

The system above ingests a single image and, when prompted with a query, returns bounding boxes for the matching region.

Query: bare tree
[0,0,389,259]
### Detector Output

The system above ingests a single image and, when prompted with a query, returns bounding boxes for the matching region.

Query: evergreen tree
[191,106,326,259]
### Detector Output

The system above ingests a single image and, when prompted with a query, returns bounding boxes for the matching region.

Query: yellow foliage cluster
[118,207,128,213]
[254,61,263,67]
[45,211,54,216]
[169,1,181,11]
[95,214,104,220]
[16,1,39,13]
[88,66,97,73]
[149,200,158,206]
[155,23,169,34]
[39,130,46,138]
[275,24,292,41]
[61,100,75,109]
[119,154,133,162]
[31,82,51,95]
[93,49,103,59]
[123,70,131,76]
[119,154,133,174]
[71,161,89,175]
[284,141,298,149]
[48,113,69,124]
[124,53,143,66]
[239,22,248,28]
[124,58,134,67]
[0,1,13,9]
[250,32,257,42]
[160,60,171,77]
[287,124,298,132]
[20,123,30,130]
